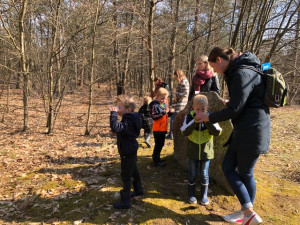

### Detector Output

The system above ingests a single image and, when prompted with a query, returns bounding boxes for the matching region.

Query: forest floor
[0,87,299,225]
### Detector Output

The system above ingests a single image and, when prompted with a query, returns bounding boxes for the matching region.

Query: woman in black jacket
[197,47,270,225]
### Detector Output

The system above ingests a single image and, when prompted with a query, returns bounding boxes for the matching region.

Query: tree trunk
[289,4,300,105]
[189,0,201,77]
[230,0,248,48]
[204,0,216,54]
[148,0,156,91]
[168,0,181,106]
[85,0,101,135]
[47,0,61,134]
[19,0,29,131]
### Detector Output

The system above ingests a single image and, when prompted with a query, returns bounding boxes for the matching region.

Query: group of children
[108,54,222,210]
[109,90,222,210]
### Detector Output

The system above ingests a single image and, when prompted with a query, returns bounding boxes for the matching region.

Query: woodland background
[0,0,300,134]
[0,1,300,225]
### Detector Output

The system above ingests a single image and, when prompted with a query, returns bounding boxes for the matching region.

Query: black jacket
[138,104,153,130]
[110,112,142,157]
[209,52,270,154]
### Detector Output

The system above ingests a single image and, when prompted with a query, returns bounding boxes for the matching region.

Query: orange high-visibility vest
[152,114,168,132]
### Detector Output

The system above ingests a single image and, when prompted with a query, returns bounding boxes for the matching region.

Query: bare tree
[85,0,102,135]
[0,0,30,131]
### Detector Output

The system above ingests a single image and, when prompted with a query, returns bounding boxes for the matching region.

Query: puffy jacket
[149,100,173,133]
[181,110,222,160]
[209,52,271,154]
[110,112,142,157]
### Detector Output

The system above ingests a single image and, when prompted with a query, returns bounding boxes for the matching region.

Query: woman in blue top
[197,47,270,225]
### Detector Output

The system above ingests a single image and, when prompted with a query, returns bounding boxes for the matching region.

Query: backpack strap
[238,65,264,75]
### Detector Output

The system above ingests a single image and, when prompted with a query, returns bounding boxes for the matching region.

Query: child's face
[192,102,208,115]
[156,94,168,105]
[117,102,131,116]
[196,59,207,71]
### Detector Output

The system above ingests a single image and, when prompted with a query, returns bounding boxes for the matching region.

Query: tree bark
[168,0,181,105]
[47,0,61,134]
[19,0,29,131]
[85,0,101,135]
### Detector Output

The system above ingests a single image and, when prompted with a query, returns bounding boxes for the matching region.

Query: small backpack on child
[241,63,288,108]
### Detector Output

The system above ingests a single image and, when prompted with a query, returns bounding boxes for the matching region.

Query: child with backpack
[149,87,174,167]
[110,94,144,209]
[138,96,153,148]
[181,94,222,205]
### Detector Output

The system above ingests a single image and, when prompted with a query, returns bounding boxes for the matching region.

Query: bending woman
[196,47,270,225]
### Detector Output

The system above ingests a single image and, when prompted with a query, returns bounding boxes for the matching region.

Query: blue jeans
[188,158,210,185]
[222,147,259,209]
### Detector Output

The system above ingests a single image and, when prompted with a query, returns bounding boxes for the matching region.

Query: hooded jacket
[209,52,270,154]
[181,110,222,160]
[149,100,173,133]
[110,112,142,157]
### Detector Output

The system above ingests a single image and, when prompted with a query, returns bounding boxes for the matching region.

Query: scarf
[193,70,214,92]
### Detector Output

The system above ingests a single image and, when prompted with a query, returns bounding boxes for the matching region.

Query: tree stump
[173,91,234,194]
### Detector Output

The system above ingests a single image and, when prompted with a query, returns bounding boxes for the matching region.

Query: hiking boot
[223,210,244,224]
[159,158,166,162]
[242,212,262,225]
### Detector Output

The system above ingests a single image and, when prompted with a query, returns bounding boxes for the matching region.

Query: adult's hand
[195,112,209,122]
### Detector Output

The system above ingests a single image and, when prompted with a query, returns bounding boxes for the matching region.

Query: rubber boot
[188,183,197,204]
[166,133,173,140]
[113,190,131,209]
[200,184,209,205]
[131,180,144,198]
[145,133,151,148]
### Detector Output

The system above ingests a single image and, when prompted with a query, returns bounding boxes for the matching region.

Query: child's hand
[165,107,169,113]
[110,106,118,112]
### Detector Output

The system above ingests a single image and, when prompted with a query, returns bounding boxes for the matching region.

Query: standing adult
[188,55,214,101]
[196,47,270,225]
[151,77,170,99]
[167,69,190,139]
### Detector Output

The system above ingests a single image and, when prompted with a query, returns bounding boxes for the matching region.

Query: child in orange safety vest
[149,87,174,167]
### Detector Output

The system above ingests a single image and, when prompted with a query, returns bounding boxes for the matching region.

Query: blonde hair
[193,94,208,106]
[156,87,169,97]
[197,55,214,73]
[174,69,186,83]
[116,94,136,111]
[143,96,152,105]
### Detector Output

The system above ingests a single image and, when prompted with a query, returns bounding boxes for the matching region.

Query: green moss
[42,181,58,190]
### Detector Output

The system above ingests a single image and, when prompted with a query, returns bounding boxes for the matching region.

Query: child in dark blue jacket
[110,94,143,209]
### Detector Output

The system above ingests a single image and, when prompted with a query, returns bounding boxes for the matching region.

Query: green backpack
[241,66,288,108]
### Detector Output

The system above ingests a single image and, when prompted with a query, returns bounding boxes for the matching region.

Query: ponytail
[208,47,236,62]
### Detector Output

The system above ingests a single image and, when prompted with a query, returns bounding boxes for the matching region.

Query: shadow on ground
[0,153,229,224]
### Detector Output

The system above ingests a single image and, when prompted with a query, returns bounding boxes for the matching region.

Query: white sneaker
[242,212,263,225]
[223,210,244,224]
